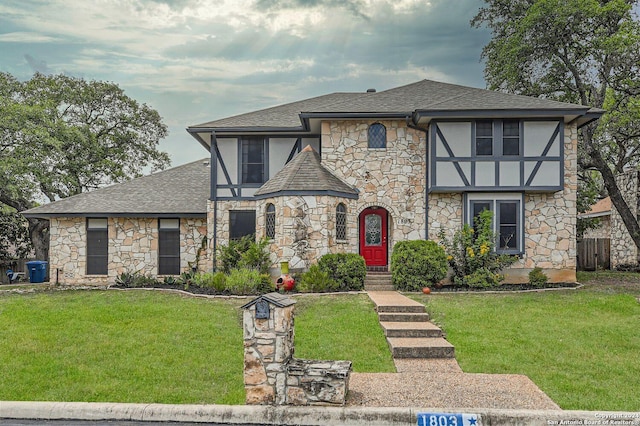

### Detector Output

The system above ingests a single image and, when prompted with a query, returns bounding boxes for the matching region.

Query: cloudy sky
[0,0,491,167]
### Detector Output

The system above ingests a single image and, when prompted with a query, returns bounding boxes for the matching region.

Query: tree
[472,0,640,251]
[0,72,170,260]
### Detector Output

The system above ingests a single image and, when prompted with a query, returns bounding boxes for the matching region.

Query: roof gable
[254,145,358,199]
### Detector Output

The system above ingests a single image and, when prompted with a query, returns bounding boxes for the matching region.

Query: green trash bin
[26,261,48,283]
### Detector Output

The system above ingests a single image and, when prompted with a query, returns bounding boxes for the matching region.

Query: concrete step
[365,277,392,284]
[364,284,395,291]
[376,304,425,313]
[380,321,443,338]
[378,312,430,322]
[387,337,455,359]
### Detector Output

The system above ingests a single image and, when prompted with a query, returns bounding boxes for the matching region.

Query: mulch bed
[428,282,580,292]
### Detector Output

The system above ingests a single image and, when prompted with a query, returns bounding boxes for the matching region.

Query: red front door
[359,208,388,267]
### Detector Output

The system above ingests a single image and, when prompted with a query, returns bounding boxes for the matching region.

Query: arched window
[336,203,347,241]
[368,123,386,149]
[265,203,276,239]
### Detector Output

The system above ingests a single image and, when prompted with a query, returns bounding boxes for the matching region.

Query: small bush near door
[318,253,366,291]
[391,240,448,291]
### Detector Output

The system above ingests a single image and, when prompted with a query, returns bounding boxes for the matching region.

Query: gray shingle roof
[188,79,600,131]
[254,146,358,199]
[22,159,210,217]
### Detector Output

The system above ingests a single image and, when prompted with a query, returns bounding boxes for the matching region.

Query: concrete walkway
[346,290,561,410]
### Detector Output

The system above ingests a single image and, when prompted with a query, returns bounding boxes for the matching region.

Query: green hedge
[391,240,447,291]
[318,253,366,291]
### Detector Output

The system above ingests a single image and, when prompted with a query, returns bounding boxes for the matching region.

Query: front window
[241,137,264,184]
[468,195,522,254]
[86,218,108,275]
[158,218,180,275]
[230,210,256,240]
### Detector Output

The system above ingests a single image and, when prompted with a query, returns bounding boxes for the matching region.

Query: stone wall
[610,171,640,267]
[582,216,611,239]
[242,294,351,406]
[321,120,427,259]
[255,195,355,273]
[49,216,207,285]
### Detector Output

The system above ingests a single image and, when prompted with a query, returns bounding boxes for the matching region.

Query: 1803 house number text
[417,412,480,426]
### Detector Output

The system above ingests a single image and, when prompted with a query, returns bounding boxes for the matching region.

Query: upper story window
[475,120,493,156]
[265,203,276,239]
[502,120,520,156]
[368,123,386,149]
[336,203,347,241]
[241,137,264,184]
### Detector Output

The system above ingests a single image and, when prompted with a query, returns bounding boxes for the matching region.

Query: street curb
[2,401,640,425]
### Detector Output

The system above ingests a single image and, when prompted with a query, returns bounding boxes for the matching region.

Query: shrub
[318,253,366,291]
[218,235,271,274]
[238,237,271,274]
[390,240,448,291]
[439,210,517,288]
[192,272,227,292]
[225,268,273,295]
[462,268,504,288]
[115,271,158,288]
[297,264,338,293]
[528,267,549,287]
[217,235,254,274]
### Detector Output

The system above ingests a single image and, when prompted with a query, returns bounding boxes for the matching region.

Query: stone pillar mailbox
[241,292,351,406]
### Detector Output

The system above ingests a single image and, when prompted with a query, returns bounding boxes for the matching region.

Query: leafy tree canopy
[0,72,170,260]
[472,0,640,247]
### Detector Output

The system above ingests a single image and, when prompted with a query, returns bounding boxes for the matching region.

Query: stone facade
[242,293,351,406]
[49,217,207,285]
[428,124,579,283]
[209,120,580,282]
[610,171,640,267]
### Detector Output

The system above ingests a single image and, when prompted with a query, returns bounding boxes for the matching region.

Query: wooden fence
[577,238,610,271]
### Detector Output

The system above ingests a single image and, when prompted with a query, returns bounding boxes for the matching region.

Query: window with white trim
[466,194,523,254]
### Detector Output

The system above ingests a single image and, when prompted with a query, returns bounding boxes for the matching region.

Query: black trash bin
[26,261,48,283]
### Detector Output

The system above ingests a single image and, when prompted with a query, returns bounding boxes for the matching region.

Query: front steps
[368,291,455,359]
[364,272,394,291]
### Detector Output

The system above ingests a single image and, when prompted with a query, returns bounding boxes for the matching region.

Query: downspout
[406,116,429,240]
[211,131,218,272]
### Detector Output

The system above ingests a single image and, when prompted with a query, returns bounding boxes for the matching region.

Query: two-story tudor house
[23,80,602,284]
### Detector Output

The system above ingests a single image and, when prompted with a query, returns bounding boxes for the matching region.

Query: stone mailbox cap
[240,292,296,309]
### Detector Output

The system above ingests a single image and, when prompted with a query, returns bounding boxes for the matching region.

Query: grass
[0,290,392,403]
[411,281,640,411]
[293,294,395,372]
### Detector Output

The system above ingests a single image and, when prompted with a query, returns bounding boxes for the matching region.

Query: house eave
[22,212,207,219]
[253,190,359,200]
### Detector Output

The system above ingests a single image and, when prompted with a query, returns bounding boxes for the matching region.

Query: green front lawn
[412,277,640,411]
[0,291,391,404]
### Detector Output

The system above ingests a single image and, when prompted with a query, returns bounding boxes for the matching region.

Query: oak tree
[472,0,640,250]
[0,72,170,260]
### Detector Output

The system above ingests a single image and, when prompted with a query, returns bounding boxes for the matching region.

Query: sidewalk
[2,401,640,426]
